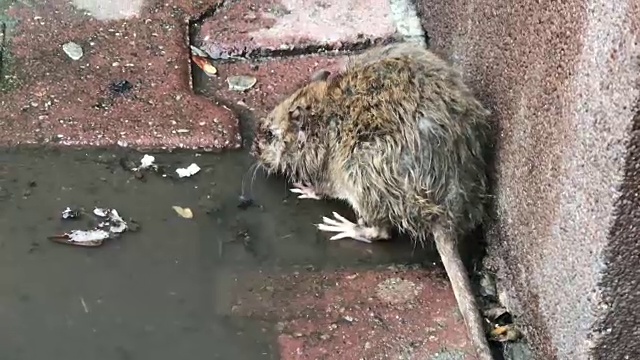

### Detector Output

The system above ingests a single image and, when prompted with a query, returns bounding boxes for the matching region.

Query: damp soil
[0,146,441,360]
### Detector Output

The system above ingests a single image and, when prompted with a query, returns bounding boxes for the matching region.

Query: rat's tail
[433,225,494,360]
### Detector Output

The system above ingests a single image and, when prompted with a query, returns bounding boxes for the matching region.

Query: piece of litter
[172,206,193,219]
[489,324,522,342]
[62,41,83,60]
[227,75,257,91]
[48,229,110,247]
[93,207,108,217]
[94,207,128,233]
[80,297,89,313]
[61,207,80,220]
[192,55,218,76]
[50,206,133,248]
[133,154,157,171]
[176,163,201,178]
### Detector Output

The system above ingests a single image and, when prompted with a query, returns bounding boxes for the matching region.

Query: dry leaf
[489,324,522,342]
[191,55,217,76]
[172,206,193,219]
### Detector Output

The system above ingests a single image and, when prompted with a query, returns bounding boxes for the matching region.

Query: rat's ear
[310,69,331,82]
[289,106,301,120]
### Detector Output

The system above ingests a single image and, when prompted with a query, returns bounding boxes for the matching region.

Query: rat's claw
[316,212,384,243]
[290,183,321,200]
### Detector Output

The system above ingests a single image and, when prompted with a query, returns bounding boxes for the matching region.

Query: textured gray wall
[415,0,640,358]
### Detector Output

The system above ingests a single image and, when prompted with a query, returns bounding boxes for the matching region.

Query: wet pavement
[0,147,481,359]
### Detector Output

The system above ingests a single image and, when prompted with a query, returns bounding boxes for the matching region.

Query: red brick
[0,0,240,151]
[193,0,399,59]
[226,267,478,360]
[200,55,346,118]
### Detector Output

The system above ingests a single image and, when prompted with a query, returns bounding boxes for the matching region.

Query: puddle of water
[0,147,436,359]
[72,0,144,21]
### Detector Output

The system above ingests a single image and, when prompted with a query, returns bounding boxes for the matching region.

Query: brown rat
[251,42,493,360]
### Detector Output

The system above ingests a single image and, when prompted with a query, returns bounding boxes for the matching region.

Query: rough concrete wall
[416,0,640,359]
[592,109,640,358]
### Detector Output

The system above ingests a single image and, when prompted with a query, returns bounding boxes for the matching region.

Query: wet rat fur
[251,42,493,359]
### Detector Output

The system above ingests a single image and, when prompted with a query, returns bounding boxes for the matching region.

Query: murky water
[0,147,437,359]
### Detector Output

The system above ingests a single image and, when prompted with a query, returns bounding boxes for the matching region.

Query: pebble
[62,42,83,60]
[227,75,257,92]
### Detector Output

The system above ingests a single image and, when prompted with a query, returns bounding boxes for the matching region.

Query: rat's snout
[250,123,264,158]
[251,121,274,159]
[250,137,261,158]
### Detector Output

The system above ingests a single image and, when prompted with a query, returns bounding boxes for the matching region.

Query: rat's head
[250,70,335,174]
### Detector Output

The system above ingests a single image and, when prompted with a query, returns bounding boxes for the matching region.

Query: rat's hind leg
[316,212,390,243]
[290,182,322,200]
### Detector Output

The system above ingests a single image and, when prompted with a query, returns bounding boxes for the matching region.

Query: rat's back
[328,43,491,238]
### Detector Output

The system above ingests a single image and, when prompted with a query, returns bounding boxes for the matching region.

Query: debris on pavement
[49,207,132,247]
[482,302,523,344]
[172,206,193,219]
[120,154,162,182]
[176,163,201,178]
[49,229,110,247]
[61,207,80,220]
[62,41,83,60]
[227,75,257,92]
[134,154,158,171]
[489,324,523,342]
[237,195,254,210]
[80,297,89,313]
[120,154,205,180]
[192,55,218,76]
[94,207,128,233]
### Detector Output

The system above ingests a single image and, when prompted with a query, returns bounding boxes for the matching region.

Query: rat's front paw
[290,182,321,200]
[316,212,389,243]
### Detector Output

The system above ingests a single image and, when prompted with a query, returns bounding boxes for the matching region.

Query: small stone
[227,75,257,92]
[62,42,83,60]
